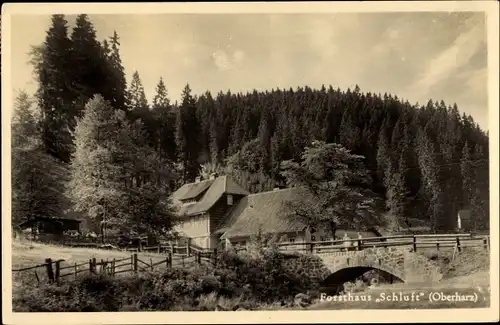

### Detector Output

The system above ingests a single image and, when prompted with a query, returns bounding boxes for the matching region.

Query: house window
[227,195,233,205]
[311,235,316,241]
[289,237,295,243]
[320,236,325,241]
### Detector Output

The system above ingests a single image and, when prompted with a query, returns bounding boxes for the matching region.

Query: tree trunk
[329,221,337,240]
[100,221,104,244]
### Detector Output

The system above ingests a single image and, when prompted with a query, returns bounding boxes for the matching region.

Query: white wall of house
[174,213,211,248]
[307,227,378,242]
[225,231,309,251]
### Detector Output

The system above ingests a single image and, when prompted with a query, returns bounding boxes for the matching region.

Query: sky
[9,12,489,130]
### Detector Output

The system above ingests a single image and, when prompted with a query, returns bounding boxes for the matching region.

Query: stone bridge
[283,247,443,291]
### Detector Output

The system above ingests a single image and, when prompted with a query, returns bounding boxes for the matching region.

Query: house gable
[171,175,250,218]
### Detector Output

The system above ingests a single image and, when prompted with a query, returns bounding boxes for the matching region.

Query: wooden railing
[274,233,490,254]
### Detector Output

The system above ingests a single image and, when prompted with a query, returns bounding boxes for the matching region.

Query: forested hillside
[12,14,489,237]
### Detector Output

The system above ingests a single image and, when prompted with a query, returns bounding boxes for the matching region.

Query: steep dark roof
[177,180,215,201]
[19,216,81,228]
[171,175,250,217]
[219,187,309,239]
[219,187,387,239]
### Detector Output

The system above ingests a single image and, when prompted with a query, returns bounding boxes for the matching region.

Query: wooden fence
[12,246,217,284]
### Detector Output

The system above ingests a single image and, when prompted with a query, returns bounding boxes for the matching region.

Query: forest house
[171,174,382,249]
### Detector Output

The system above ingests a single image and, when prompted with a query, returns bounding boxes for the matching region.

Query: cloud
[411,16,485,98]
[211,49,245,71]
[233,50,245,64]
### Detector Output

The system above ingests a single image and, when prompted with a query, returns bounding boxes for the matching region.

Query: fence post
[55,260,61,282]
[92,258,97,273]
[356,239,361,251]
[157,245,161,254]
[483,237,489,251]
[100,259,105,273]
[112,259,116,276]
[172,243,176,255]
[167,252,172,269]
[133,253,138,273]
[150,258,153,271]
[45,258,54,282]
[436,243,440,251]
[309,242,314,254]
[412,236,417,252]
[456,236,461,252]
[187,244,191,257]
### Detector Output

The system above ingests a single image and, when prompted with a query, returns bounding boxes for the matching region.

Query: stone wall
[282,254,331,283]
[319,247,443,283]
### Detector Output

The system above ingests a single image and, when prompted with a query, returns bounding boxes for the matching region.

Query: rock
[232,304,250,311]
[215,304,228,311]
[294,293,312,308]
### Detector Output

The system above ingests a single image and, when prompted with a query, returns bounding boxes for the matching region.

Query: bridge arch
[281,247,443,294]
[320,266,404,293]
[318,247,443,285]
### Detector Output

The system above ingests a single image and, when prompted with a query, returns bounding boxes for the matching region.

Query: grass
[12,239,170,269]
[11,238,189,293]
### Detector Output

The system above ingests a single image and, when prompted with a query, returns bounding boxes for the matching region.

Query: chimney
[195,176,201,183]
[209,172,218,180]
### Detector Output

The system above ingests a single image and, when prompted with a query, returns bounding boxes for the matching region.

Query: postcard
[2,1,499,324]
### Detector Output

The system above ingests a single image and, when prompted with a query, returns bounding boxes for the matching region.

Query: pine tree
[339,106,361,153]
[385,149,411,230]
[108,31,127,109]
[376,119,391,188]
[152,77,176,160]
[70,14,109,112]
[416,127,445,231]
[12,91,39,149]
[36,14,74,162]
[127,71,155,148]
[12,91,65,230]
[460,141,474,209]
[175,84,201,182]
[127,71,149,112]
